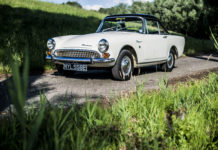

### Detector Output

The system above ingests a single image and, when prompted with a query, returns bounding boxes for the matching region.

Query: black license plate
[63,63,87,72]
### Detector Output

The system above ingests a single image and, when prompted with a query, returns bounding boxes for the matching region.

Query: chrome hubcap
[167,53,174,68]
[121,56,131,76]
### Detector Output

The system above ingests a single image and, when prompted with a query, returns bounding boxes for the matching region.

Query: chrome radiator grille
[54,49,101,58]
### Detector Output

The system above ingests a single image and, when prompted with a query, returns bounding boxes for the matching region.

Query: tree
[99,3,130,15]
[152,0,205,37]
[65,1,82,8]
[99,0,215,38]
[203,0,218,37]
[130,1,153,14]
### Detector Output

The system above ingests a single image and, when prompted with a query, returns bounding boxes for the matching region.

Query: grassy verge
[1,63,218,149]
[0,0,104,72]
[169,31,215,56]
[0,0,104,18]
[184,36,215,55]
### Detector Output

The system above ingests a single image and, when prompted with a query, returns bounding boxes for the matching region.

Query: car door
[139,19,168,62]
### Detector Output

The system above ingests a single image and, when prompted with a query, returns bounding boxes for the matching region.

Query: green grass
[0,0,104,71]
[168,31,215,55]
[0,0,104,18]
[184,36,215,55]
[1,48,218,149]
[0,0,216,73]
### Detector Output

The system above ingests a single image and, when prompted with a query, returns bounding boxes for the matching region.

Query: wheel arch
[119,45,138,67]
[170,45,178,59]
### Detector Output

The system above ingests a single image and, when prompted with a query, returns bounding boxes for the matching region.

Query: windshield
[97,17,144,33]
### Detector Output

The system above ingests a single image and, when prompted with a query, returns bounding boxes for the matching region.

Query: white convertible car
[46,14,185,81]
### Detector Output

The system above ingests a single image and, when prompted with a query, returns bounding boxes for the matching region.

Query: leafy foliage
[203,0,218,37]
[152,0,204,37]
[130,1,153,14]
[63,1,82,8]
[99,0,217,38]
[99,3,130,15]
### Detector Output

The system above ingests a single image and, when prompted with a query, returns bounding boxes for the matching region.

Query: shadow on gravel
[191,55,218,62]
[50,93,105,104]
[27,77,55,99]
[139,65,165,75]
[52,69,114,80]
[0,65,166,111]
[0,75,54,112]
[26,92,106,108]
[51,65,163,80]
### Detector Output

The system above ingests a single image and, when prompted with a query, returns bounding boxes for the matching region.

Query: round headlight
[98,39,109,53]
[47,38,56,50]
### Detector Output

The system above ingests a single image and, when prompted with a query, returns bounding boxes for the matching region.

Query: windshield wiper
[102,26,117,32]
[117,27,127,31]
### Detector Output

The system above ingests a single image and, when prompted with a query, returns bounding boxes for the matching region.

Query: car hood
[53,32,138,50]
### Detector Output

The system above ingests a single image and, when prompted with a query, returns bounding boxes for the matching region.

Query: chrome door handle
[136,40,142,43]
[163,35,168,38]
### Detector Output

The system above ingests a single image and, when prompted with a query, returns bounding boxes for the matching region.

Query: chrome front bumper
[46,55,115,63]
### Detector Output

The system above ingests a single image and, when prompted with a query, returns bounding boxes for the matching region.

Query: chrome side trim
[136,60,166,68]
[46,55,115,63]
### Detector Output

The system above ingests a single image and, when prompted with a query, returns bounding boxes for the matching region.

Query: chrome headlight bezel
[47,38,56,50]
[98,39,109,53]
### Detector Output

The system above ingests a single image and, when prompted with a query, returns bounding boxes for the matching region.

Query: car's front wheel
[161,50,175,72]
[112,50,133,81]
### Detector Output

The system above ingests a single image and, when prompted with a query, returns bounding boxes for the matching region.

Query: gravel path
[0,55,218,111]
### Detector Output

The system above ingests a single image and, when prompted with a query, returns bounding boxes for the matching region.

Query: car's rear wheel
[56,64,75,75]
[112,50,133,81]
[161,50,175,72]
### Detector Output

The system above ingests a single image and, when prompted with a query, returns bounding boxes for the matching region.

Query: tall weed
[210,27,218,50]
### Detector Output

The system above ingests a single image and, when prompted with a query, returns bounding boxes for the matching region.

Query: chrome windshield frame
[96,16,146,34]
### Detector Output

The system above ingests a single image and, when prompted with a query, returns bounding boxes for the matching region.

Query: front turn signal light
[103,53,110,58]
[47,51,51,56]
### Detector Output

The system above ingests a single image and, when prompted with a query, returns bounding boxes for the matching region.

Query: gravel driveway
[0,55,218,111]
